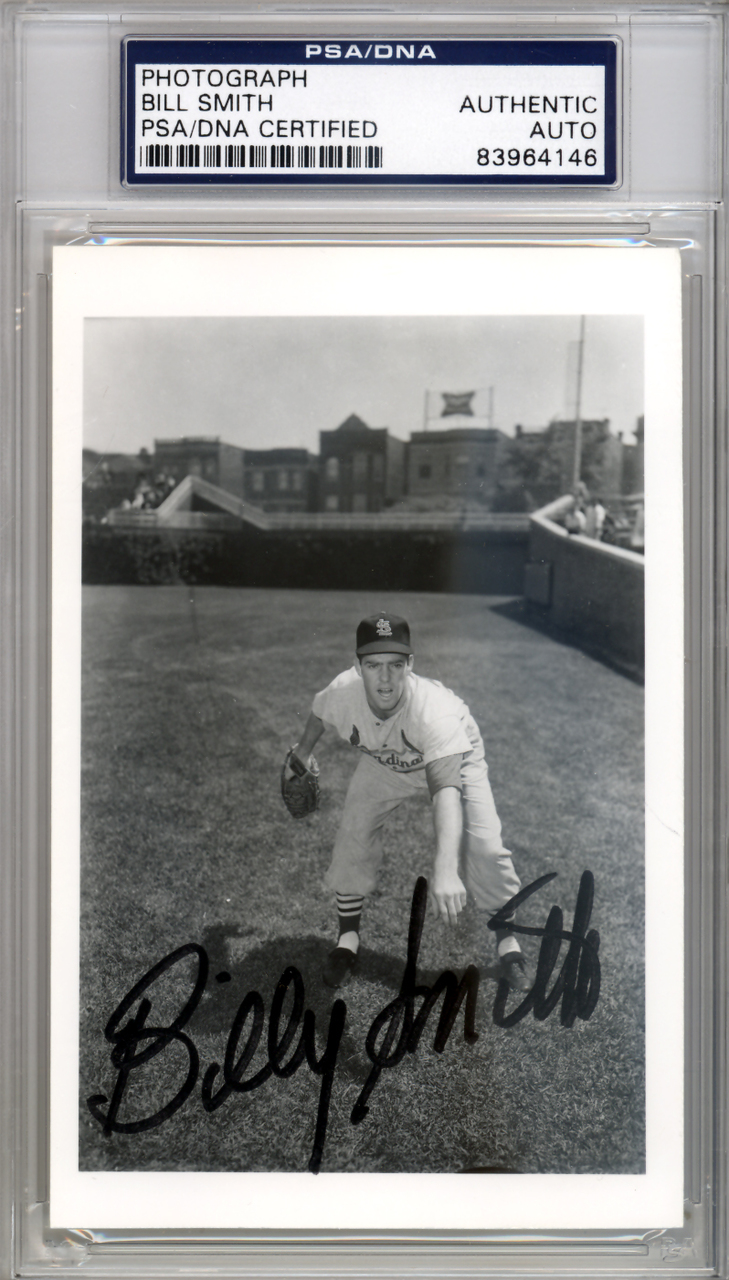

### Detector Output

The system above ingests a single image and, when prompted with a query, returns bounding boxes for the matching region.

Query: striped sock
[495,925,521,958]
[336,893,364,942]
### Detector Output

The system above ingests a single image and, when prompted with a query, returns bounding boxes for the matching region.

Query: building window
[278,471,289,490]
[325,495,339,511]
[353,494,367,513]
[419,464,432,479]
[204,460,216,478]
[251,471,264,492]
[372,454,384,483]
[325,457,339,481]
[292,471,303,491]
[353,451,368,485]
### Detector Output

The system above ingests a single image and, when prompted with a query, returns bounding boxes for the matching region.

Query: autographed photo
[50,245,683,1230]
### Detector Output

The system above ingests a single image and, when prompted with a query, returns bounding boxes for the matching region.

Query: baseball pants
[324,750,521,918]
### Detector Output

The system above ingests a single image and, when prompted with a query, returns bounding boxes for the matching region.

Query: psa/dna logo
[304,44,437,60]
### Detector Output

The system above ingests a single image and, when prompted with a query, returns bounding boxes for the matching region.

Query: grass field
[79,585,644,1175]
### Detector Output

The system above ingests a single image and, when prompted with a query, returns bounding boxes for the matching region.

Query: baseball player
[283,612,530,992]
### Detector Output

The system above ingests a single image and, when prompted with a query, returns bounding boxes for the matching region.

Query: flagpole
[572,316,586,490]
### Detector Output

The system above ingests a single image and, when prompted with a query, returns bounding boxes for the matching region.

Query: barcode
[140,143,384,171]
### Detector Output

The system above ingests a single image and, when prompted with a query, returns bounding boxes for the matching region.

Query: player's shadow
[190,923,504,1087]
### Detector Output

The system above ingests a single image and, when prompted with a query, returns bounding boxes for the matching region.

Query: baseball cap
[356,613,412,656]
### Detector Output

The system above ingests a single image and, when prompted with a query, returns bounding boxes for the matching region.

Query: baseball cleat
[499,952,532,993]
[322,946,358,989]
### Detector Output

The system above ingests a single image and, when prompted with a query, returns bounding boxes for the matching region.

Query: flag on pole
[424,388,494,426]
[441,391,476,417]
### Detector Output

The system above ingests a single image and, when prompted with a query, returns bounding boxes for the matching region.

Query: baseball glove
[281,747,320,819]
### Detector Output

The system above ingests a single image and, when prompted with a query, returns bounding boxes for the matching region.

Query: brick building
[407,427,508,507]
[153,437,246,498]
[319,414,406,513]
[243,449,317,513]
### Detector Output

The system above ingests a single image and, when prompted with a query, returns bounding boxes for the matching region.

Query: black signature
[87,871,600,1173]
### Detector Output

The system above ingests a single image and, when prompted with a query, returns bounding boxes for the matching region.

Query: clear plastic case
[2,1,727,1275]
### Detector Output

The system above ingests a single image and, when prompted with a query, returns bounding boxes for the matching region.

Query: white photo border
[50,243,683,1231]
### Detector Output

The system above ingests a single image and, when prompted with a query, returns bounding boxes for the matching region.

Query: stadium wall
[525,499,644,678]
[82,524,529,595]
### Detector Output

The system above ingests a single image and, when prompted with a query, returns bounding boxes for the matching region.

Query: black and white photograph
[50,245,684,1230]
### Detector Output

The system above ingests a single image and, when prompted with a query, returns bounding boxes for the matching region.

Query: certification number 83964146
[477,147,598,167]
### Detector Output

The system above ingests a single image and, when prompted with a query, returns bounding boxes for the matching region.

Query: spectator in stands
[564,497,587,535]
[584,498,606,540]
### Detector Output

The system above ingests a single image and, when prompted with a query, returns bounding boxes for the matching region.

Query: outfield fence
[83,522,530,595]
[525,496,645,678]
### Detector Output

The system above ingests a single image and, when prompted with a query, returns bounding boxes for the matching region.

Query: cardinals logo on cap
[356,612,411,655]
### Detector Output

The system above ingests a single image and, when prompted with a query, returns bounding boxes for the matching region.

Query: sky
[84,314,643,456]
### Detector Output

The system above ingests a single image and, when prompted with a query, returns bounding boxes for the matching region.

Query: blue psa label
[122,38,618,186]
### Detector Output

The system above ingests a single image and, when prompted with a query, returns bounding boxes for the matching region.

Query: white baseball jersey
[311,667,484,789]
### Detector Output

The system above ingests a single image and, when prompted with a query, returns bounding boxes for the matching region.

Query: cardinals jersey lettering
[311,667,483,785]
